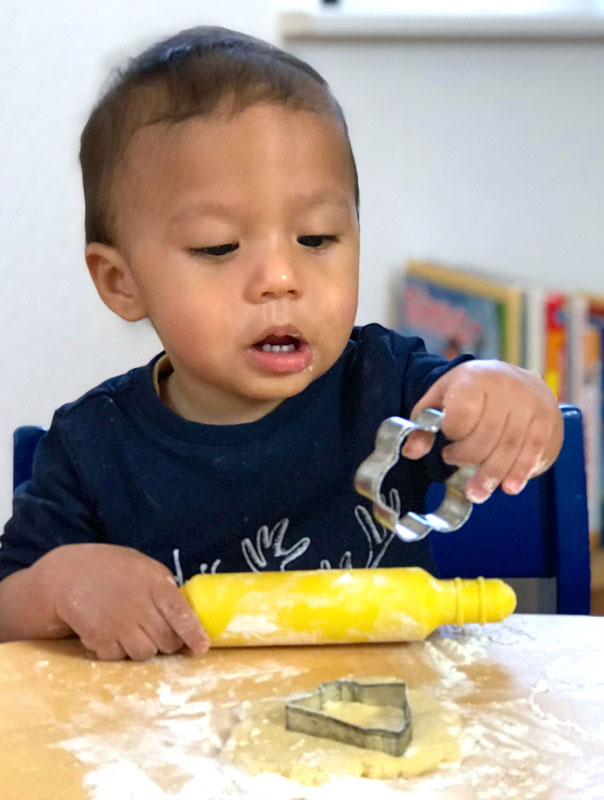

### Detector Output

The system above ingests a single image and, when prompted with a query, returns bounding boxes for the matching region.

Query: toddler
[0,27,562,660]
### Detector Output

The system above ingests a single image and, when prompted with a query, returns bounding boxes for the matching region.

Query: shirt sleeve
[0,415,103,581]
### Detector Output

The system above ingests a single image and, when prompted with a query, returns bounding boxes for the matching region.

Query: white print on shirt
[320,551,353,570]
[171,488,400,579]
[199,560,221,574]
[241,518,310,572]
[354,487,399,567]
[172,548,184,587]
[320,488,399,570]
[172,552,222,581]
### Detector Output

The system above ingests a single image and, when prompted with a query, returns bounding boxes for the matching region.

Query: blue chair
[431,404,591,614]
[13,425,46,491]
[13,405,591,614]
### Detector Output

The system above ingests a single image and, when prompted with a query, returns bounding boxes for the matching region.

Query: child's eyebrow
[170,202,237,224]
[170,193,353,227]
[294,191,354,213]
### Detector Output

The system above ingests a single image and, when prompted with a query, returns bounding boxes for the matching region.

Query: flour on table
[54,618,604,799]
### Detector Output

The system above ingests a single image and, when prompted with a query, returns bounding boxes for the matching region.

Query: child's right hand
[36,543,210,660]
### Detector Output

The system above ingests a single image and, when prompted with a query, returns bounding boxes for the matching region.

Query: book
[586,294,604,547]
[568,293,602,548]
[543,291,568,402]
[523,283,545,377]
[398,260,524,364]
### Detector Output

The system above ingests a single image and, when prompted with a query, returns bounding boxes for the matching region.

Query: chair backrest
[430,404,591,614]
[13,425,46,491]
[13,406,591,613]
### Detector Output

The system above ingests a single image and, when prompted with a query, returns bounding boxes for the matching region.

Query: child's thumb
[409,372,450,421]
[403,372,454,458]
[401,429,435,460]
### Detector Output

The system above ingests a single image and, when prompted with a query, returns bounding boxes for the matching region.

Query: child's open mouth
[254,335,300,353]
[248,331,312,374]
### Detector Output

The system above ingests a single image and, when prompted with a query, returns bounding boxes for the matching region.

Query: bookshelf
[396,259,604,563]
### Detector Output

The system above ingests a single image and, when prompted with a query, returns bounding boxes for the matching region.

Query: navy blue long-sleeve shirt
[0,324,470,582]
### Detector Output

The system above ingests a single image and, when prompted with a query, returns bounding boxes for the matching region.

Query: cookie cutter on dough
[354,408,478,544]
[284,679,412,757]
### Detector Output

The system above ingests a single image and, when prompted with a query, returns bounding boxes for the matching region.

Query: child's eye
[298,235,339,249]
[190,243,239,257]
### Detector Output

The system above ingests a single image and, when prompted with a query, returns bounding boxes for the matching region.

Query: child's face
[106,103,359,423]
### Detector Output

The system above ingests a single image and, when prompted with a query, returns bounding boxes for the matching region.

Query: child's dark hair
[80,26,359,245]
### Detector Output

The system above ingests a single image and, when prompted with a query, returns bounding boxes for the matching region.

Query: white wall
[0,0,277,523]
[2,2,603,525]
[283,34,604,328]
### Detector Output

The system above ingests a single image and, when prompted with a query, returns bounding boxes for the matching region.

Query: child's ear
[85,243,146,322]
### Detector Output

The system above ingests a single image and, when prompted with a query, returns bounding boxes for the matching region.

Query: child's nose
[245,249,303,302]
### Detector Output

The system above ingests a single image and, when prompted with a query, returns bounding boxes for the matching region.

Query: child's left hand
[402,360,564,503]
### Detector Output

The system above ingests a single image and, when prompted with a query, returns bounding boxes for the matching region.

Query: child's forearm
[0,561,72,642]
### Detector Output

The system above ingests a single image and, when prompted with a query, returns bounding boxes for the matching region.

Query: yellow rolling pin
[181,567,516,647]
[182,409,518,648]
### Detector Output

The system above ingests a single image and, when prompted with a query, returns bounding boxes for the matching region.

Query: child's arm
[0,544,210,660]
[402,360,564,503]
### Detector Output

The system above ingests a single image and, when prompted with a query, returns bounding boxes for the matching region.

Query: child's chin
[246,372,316,402]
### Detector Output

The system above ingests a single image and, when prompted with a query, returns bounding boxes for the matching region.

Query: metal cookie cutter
[354,408,478,543]
[285,679,412,757]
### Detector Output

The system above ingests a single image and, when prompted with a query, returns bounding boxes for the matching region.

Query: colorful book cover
[543,291,568,402]
[568,293,602,548]
[586,294,604,547]
[582,325,602,550]
[398,260,524,364]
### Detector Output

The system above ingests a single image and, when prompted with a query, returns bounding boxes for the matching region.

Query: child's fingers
[500,415,553,494]
[140,605,186,654]
[441,402,509,468]
[461,412,531,502]
[78,611,166,660]
[411,365,486,442]
[401,429,435,460]
[119,627,161,662]
[154,584,211,655]
[82,637,126,661]
[405,373,488,461]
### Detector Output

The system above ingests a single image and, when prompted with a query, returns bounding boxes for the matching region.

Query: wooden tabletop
[1,614,603,799]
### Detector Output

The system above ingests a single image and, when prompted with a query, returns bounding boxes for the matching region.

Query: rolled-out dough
[224,686,462,785]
